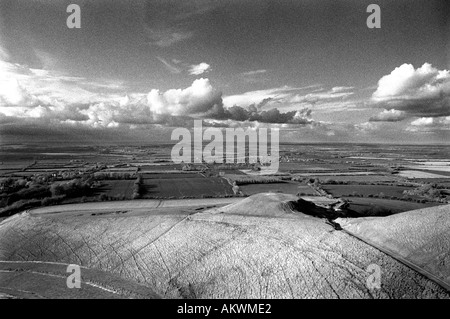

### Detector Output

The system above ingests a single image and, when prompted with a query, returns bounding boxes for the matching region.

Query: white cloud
[410,117,435,126]
[188,63,210,75]
[0,60,311,127]
[0,60,126,108]
[372,63,450,117]
[406,116,450,132]
[223,85,320,108]
[147,78,222,116]
[0,58,357,130]
[0,78,36,106]
[369,109,406,122]
[223,85,353,113]
[331,86,354,93]
[354,121,379,132]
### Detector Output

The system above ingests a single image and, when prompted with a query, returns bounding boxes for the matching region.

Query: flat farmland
[224,174,284,184]
[143,175,234,198]
[405,168,450,176]
[344,197,440,216]
[142,173,202,179]
[316,175,399,183]
[102,180,136,199]
[293,171,379,177]
[279,163,333,172]
[239,182,315,196]
[398,170,450,179]
[322,185,412,198]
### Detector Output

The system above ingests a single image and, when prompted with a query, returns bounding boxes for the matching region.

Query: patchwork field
[398,170,450,179]
[315,175,399,183]
[101,180,136,199]
[322,185,412,198]
[143,175,234,198]
[1,143,449,298]
[343,197,440,216]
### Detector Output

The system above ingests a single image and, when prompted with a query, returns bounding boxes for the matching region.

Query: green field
[316,175,399,183]
[143,176,234,198]
[102,180,136,199]
[322,185,412,198]
[344,197,440,216]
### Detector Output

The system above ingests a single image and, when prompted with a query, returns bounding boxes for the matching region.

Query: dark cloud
[207,103,314,125]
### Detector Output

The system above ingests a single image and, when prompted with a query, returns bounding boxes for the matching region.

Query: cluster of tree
[0,194,67,217]
[403,184,443,201]
[98,194,128,201]
[0,177,28,194]
[50,178,93,198]
[231,182,242,196]
[0,199,42,216]
[231,177,282,185]
[322,179,350,185]
[0,184,51,208]
[308,178,321,187]
[93,172,136,180]
[132,175,145,199]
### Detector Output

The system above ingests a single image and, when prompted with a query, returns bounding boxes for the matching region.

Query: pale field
[398,170,449,179]
[406,165,450,173]
[293,172,379,177]
[0,194,448,299]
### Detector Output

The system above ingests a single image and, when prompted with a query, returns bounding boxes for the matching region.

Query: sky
[0,0,449,144]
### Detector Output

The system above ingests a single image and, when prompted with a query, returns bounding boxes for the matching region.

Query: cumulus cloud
[406,116,450,133]
[0,61,312,129]
[0,78,37,106]
[369,109,406,122]
[207,103,314,125]
[189,63,210,75]
[147,78,222,116]
[410,117,435,126]
[118,80,316,126]
[372,63,450,117]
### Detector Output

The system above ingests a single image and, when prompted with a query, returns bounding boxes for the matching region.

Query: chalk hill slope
[336,204,450,289]
[0,193,448,298]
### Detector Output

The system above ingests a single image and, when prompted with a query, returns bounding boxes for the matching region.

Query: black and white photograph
[0,0,449,306]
